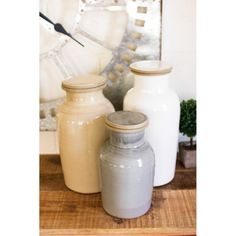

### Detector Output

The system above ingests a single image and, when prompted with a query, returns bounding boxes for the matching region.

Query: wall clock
[40,0,161,131]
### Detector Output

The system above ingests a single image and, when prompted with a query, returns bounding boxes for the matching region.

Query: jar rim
[130,60,172,76]
[62,75,106,92]
[105,111,148,133]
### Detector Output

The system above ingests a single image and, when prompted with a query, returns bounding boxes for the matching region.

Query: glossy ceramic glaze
[57,75,114,193]
[100,111,155,219]
[124,60,180,186]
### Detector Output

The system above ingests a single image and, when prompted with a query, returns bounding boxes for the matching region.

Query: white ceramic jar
[57,75,114,193]
[124,60,180,186]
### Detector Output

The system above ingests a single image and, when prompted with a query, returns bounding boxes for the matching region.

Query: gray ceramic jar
[100,111,155,219]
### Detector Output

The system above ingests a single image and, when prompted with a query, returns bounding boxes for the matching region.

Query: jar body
[124,73,180,186]
[100,131,155,219]
[57,90,114,193]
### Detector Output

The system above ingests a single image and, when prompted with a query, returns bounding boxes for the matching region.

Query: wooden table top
[40,155,196,236]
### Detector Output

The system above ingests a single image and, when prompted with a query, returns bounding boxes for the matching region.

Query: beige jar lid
[62,75,106,92]
[105,111,148,133]
[130,60,172,75]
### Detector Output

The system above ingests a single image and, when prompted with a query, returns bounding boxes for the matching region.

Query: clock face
[40,0,128,102]
[40,0,161,131]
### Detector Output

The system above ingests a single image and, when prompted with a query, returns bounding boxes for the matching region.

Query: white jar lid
[105,111,148,133]
[130,60,172,75]
[62,75,106,92]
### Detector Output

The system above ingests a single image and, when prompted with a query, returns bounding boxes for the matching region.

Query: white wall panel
[162,0,196,100]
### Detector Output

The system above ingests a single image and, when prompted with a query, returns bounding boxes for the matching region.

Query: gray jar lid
[105,111,148,133]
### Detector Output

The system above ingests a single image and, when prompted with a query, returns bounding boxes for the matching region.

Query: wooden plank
[41,228,195,236]
[40,190,195,233]
[40,155,62,174]
[40,155,196,235]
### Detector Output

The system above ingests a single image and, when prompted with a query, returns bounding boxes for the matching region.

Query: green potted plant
[179,99,196,168]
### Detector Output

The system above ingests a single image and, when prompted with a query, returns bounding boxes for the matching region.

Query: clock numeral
[137,6,147,14]
[127,43,137,51]
[131,31,142,40]
[135,19,145,27]
[50,108,57,117]
[40,110,46,119]
[114,64,124,73]
[108,72,117,82]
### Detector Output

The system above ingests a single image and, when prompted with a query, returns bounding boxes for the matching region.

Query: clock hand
[54,24,84,47]
[39,12,84,47]
[39,12,54,25]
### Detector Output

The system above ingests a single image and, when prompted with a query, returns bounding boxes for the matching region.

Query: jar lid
[105,111,148,133]
[62,75,106,92]
[130,60,172,75]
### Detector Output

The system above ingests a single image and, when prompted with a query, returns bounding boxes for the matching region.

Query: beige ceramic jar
[57,75,114,193]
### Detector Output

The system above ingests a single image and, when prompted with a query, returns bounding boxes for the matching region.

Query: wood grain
[40,155,196,236]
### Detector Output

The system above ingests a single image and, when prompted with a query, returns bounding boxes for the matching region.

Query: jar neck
[109,130,145,149]
[66,89,104,104]
[134,73,169,93]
